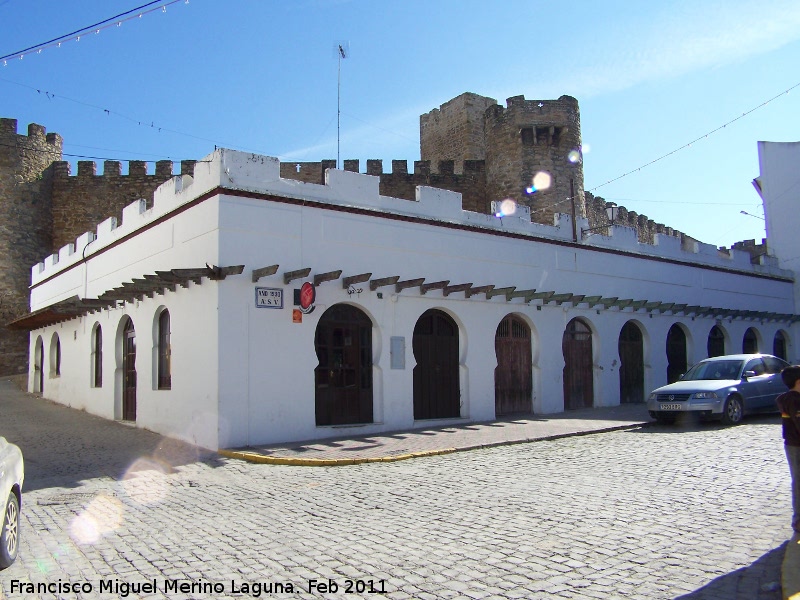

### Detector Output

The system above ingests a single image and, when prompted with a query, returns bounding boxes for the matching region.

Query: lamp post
[581,203,619,238]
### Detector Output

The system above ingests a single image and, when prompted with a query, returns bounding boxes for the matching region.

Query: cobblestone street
[0,381,793,599]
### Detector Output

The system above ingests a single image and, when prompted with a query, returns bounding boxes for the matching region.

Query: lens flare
[567,149,582,164]
[69,494,124,545]
[122,458,171,506]
[532,171,552,191]
[500,199,517,215]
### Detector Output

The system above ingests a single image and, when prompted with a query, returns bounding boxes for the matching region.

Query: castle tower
[420,93,585,223]
[0,119,62,375]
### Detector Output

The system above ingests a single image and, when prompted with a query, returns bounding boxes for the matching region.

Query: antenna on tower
[333,41,349,170]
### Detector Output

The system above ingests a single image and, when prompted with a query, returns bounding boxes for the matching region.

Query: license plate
[660,403,683,411]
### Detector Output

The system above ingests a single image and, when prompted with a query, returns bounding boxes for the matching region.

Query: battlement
[31,149,791,287]
[0,118,63,147]
[50,159,196,179]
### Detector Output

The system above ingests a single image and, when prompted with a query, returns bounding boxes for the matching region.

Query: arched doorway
[774,331,788,361]
[563,318,593,410]
[33,336,44,393]
[743,328,758,354]
[707,325,725,358]
[618,321,644,403]
[495,315,532,415]
[413,309,459,420]
[666,324,687,383]
[314,304,373,426]
[122,318,137,421]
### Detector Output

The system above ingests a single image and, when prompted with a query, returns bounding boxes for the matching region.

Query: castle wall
[0,118,62,375]
[420,92,497,164]
[50,159,195,251]
[484,95,584,228]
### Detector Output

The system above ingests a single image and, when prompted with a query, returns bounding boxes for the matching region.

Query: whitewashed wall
[27,149,798,449]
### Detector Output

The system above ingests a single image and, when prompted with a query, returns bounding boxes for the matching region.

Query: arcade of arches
[309,304,790,425]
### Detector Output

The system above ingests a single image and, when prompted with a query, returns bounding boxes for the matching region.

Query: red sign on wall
[298,282,316,314]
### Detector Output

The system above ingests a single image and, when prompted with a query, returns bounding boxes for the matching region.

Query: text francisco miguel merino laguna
[9,577,389,597]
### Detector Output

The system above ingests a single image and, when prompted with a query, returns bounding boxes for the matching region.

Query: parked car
[647,354,790,425]
[0,437,23,569]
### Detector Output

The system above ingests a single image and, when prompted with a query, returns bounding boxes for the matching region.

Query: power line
[1,1,183,64]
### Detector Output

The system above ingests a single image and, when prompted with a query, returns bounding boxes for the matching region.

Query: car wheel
[721,395,744,426]
[0,492,19,569]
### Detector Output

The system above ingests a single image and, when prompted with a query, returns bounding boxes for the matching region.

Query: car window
[744,358,766,376]
[684,360,744,380]
[763,356,789,374]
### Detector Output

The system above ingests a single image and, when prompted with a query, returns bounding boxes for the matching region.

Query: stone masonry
[0,92,716,375]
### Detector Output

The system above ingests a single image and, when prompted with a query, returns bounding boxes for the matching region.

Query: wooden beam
[670,304,688,314]
[508,289,536,302]
[629,300,647,310]
[420,280,449,295]
[531,291,555,301]
[486,286,515,299]
[396,278,425,293]
[284,268,311,285]
[252,264,279,283]
[208,265,244,280]
[582,295,602,306]
[370,275,400,291]
[342,273,372,289]
[657,302,675,313]
[598,297,618,308]
[465,284,494,298]
[550,293,574,305]
[616,299,633,309]
[443,283,473,297]
[314,270,343,286]
[569,294,586,305]
[644,301,662,311]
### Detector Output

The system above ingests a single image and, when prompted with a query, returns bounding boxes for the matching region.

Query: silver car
[647,354,789,425]
[0,436,23,569]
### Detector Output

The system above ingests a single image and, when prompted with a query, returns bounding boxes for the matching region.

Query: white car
[0,437,23,569]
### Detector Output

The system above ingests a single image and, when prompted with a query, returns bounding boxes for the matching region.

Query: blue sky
[2,0,799,247]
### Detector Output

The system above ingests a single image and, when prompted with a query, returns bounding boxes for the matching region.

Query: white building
[11,149,797,450]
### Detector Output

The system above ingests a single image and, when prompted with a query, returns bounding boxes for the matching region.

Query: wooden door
[666,324,687,383]
[413,309,459,420]
[495,315,532,415]
[34,338,44,393]
[774,331,788,361]
[122,319,137,421]
[743,328,758,354]
[618,321,644,403]
[314,305,373,426]
[707,326,725,357]
[562,318,593,410]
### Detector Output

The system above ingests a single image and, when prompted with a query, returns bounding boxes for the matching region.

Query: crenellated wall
[0,118,62,375]
[50,158,196,251]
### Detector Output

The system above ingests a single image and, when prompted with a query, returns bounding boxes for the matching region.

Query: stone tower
[0,118,63,375]
[420,93,585,223]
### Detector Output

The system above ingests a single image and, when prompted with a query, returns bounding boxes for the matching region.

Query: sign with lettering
[255,287,283,309]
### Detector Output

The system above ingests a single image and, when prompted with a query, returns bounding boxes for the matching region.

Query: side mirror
[742,370,757,379]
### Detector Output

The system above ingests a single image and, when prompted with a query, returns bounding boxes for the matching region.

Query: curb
[219,421,651,467]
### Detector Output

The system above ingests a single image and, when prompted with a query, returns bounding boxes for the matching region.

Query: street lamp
[581,203,619,238]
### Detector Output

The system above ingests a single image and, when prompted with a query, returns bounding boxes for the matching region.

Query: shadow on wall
[674,544,786,600]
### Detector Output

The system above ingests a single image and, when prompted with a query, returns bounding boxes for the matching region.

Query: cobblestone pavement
[0,380,794,600]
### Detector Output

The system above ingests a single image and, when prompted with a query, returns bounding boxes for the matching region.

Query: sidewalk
[220,403,799,599]
[220,403,653,466]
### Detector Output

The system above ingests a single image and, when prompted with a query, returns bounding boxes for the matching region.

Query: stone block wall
[50,159,194,251]
[420,92,497,163]
[0,119,62,375]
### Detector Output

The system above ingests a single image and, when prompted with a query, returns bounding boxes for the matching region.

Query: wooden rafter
[252,264,279,283]
[396,278,425,293]
[508,289,536,302]
[465,285,494,298]
[420,280,449,295]
[486,286,515,299]
[283,268,311,285]
[342,273,372,289]
[370,276,400,291]
[314,270,343,286]
[443,283,473,297]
